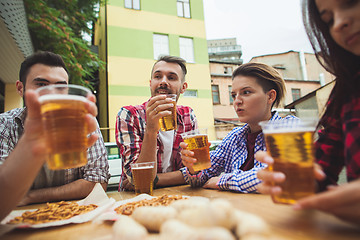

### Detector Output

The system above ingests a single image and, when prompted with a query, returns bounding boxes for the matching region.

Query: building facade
[0,0,34,113]
[249,51,334,107]
[95,0,215,142]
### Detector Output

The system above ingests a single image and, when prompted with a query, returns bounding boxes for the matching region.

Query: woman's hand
[203,177,220,190]
[179,142,197,175]
[294,179,360,226]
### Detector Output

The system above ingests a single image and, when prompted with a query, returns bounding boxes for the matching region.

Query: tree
[23,0,105,89]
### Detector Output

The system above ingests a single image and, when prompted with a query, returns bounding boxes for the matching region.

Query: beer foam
[183,134,207,139]
[39,94,87,103]
[132,166,154,170]
[262,126,315,134]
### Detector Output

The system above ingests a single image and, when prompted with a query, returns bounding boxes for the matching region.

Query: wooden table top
[1,185,360,240]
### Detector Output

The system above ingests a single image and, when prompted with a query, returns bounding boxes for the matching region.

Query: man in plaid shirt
[0,52,110,206]
[116,55,198,191]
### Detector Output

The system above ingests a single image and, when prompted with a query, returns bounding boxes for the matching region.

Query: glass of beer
[259,118,318,204]
[36,84,91,170]
[159,94,177,131]
[181,128,211,172]
[131,162,156,195]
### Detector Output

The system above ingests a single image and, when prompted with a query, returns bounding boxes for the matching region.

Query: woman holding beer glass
[180,62,296,192]
[256,0,360,225]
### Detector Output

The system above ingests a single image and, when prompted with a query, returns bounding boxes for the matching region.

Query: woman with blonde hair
[180,62,296,192]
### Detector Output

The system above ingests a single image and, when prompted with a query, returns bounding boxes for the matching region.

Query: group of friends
[0,0,359,226]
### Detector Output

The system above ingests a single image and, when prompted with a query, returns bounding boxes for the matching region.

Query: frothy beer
[132,164,155,195]
[183,134,211,171]
[264,129,315,204]
[39,94,88,170]
[159,94,177,131]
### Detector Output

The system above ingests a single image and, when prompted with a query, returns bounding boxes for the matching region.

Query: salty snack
[8,201,97,225]
[113,214,148,240]
[132,206,177,232]
[114,194,184,215]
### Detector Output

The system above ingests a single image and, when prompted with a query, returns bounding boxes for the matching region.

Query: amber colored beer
[183,134,211,171]
[159,94,177,131]
[264,130,315,204]
[39,95,88,170]
[131,163,155,195]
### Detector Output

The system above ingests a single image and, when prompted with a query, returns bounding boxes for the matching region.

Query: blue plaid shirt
[180,112,296,193]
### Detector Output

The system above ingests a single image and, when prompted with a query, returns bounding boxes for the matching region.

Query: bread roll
[132,206,177,232]
[113,214,148,240]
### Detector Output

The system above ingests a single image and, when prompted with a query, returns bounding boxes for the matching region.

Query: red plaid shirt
[316,93,360,190]
[115,100,198,189]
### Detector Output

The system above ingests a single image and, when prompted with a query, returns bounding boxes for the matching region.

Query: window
[153,34,169,59]
[212,85,220,104]
[179,37,194,63]
[177,0,191,18]
[183,89,197,97]
[292,88,301,101]
[228,85,233,104]
[224,66,233,74]
[125,0,140,10]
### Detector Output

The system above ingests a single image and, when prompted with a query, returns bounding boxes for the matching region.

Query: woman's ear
[267,89,277,105]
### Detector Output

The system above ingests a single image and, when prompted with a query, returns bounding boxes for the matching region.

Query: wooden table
[1,185,360,240]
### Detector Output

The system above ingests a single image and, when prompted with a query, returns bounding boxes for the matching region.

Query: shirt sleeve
[217,165,264,193]
[0,116,16,164]
[82,124,111,183]
[116,107,142,180]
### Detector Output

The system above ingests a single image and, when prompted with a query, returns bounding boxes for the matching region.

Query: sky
[202,0,314,63]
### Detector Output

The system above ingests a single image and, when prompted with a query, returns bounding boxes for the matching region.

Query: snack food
[8,201,98,224]
[114,194,184,216]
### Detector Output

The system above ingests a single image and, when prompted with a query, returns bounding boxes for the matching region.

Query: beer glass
[181,128,211,172]
[36,84,91,170]
[131,162,156,195]
[159,94,177,131]
[259,118,317,204]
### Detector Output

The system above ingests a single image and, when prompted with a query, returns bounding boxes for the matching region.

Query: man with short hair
[116,55,198,190]
[0,51,110,206]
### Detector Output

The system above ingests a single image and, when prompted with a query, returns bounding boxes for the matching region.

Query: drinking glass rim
[35,84,92,95]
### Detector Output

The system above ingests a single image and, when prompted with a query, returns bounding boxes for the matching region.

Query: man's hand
[85,93,100,147]
[203,177,220,190]
[294,179,360,226]
[145,95,174,133]
[179,142,197,175]
[121,178,135,191]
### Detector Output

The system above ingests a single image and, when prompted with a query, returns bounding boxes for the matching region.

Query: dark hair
[302,0,360,120]
[152,55,187,82]
[19,51,68,87]
[232,62,286,108]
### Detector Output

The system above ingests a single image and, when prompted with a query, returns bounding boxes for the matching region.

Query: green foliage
[23,0,106,89]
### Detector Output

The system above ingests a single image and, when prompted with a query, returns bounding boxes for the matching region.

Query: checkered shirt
[316,93,360,190]
[0,108,110,186]
[115,100,198,189]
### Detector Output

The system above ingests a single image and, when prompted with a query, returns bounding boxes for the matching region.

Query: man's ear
[16,80,24,97]
[180,82,188,94]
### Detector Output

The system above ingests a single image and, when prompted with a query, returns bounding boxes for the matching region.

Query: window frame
[179,37,195,63]
[211,84,220,104]
[177,0,191,18]
[153,33,170,60]
[291,88,301,101]
[125,0,140,10]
